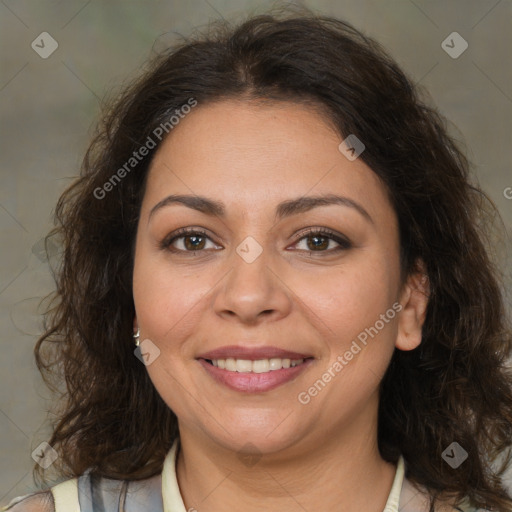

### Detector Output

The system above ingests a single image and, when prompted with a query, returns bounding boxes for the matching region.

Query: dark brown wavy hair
[34,5,512,511]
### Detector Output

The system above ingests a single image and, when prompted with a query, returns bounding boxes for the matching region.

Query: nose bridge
[213,235,290,322]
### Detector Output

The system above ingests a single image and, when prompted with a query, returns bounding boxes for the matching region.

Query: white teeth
[252,359,270,373]
[209,357,305,373]
[269,358,282,370]
[225,358,237,371]
[235,359,253,373]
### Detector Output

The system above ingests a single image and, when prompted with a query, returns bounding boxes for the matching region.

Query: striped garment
[1,440,483,511]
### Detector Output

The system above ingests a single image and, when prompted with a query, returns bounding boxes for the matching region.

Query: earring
[133,328,140,347]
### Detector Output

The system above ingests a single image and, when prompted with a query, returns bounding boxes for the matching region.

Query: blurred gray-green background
[1,0,511,504]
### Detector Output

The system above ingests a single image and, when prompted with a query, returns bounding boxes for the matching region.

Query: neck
[174,398,398,512]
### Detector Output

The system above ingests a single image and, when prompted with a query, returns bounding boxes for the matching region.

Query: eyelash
[160,227,352,256]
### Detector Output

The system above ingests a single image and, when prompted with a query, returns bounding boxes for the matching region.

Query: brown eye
[181,234,207,251]
[305,234,330,251]
[292,228,352,253]
[161,228,221,254]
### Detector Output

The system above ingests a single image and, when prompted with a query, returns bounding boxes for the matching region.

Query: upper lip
[197,345,313,361]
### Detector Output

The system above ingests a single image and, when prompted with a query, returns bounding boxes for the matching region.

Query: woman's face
[133,99,417,457]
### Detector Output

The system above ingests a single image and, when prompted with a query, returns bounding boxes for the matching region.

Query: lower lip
[198,359,314,393]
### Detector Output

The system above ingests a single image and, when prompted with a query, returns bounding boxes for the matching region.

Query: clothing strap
[162,439,187,512]
[51,478,81,512]
[383,456,405,511]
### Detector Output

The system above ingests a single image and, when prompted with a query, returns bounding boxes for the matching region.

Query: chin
[206,415,309,457]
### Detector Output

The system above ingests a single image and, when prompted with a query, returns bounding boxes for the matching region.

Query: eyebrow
[148,193,374,224]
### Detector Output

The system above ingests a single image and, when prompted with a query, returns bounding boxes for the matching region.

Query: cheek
[132,247,210,344]
[304,258,399,340]
[304,256,400,395]
[132,252,199,414]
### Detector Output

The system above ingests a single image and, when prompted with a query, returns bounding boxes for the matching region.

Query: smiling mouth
[203,357,313,373]
[198,356,314,392]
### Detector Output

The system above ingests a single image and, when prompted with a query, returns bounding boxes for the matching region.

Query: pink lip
[198,358,314,393]
[197,345,312,361]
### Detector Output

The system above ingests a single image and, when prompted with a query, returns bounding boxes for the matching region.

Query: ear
[133,316,138,332]
[396,260,429,351]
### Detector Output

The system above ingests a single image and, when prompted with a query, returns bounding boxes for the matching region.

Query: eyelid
[290,227,351,245]
[160,227,217,251]
[288,227,352,252]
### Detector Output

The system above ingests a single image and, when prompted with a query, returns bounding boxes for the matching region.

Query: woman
[2,6,511,512]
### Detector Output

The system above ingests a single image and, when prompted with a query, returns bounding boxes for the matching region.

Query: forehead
[143,99,392,224]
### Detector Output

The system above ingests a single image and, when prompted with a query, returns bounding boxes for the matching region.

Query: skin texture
[132,100,429,512]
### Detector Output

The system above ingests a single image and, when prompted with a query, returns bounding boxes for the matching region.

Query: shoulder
[400,476,483,512]
[1,491,54,512]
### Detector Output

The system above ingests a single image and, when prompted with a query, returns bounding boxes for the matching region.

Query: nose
[212,246,292,325]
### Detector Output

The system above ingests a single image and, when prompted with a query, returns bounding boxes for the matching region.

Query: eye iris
[307,235,329,251]
[184,235,205,250]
